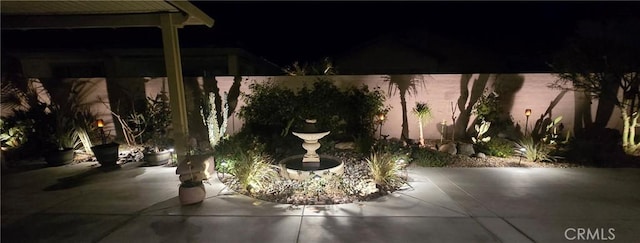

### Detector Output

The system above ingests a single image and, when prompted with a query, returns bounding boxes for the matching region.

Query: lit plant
[541,116,563,145]
[516,136,555,162]
[201,92,229,149]
[412,102,432,147]
[471,120,492,144]
[231,149,278,194]
[366,150,405,190]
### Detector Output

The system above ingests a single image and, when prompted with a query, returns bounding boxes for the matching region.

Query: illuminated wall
[54,73,628,143]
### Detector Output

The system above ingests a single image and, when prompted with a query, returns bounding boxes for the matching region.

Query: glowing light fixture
[376,113,386,139]
[524,109,532,135]
[96,119,106,144]
[96,119,105,128]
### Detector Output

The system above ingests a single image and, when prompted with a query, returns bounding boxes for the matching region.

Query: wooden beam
[1,13,188,30]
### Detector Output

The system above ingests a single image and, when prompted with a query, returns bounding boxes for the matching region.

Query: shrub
[411,148,452,167]
[366,150,406,190]
[238,79,385,156]
[231,149,279,194]
[478,137,514,158]
[515,136,556,162]
[374,138,412,164]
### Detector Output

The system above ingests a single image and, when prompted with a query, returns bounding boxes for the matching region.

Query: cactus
[201,91,229,149]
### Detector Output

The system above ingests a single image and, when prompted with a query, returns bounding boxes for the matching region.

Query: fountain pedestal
[279,119,344,180]
[293,131,330,163]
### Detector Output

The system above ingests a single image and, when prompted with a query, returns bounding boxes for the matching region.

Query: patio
[2,162,639,242]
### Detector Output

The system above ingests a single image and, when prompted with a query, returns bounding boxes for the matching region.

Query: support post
[161,14,189,162]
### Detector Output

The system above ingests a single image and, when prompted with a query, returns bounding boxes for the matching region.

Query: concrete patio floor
[2,161,639,243]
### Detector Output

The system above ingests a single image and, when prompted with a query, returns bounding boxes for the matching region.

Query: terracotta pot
[44,148,74,166]
[179,181,206,205]
[91,143,119,168]
[144,150,171,166]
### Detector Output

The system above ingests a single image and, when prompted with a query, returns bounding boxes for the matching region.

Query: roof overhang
[1,0,214,30]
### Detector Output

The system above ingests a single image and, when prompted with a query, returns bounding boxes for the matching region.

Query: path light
[96,119,106,144]
[96,119,104,128]
[525,109,532,135]
[518,147,526,165]
[376,113,386,139]
[168,148,176,165]
[440,120,447,143]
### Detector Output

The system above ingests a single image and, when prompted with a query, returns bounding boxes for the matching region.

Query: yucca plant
[366,150,405,190]
[232,149,279,194]
[412,102,432,147]
[515,136,555,162]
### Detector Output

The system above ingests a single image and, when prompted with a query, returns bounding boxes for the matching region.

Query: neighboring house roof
[3,47,283,78]
[333,29,536,74]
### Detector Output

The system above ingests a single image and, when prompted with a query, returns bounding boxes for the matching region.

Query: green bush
[374,138,412,164]
[478,137,514,158]
[238,79,385,157]
[411,148,452,167]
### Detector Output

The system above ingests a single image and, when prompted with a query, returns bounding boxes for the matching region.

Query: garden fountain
[279,119,344,180]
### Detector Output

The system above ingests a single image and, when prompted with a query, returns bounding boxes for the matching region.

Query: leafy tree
[383,74,427,141]
[551,19,640,154]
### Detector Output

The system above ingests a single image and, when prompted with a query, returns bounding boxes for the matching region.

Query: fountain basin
[292,131,330,141]
[279,154,344,181]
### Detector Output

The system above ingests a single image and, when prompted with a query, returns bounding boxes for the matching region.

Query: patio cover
[1,0,215,160]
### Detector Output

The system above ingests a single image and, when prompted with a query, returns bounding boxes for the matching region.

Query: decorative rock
[438,143,457,155]
[476,152,487,159]
[335,142,356,150]
[457,143,475,156]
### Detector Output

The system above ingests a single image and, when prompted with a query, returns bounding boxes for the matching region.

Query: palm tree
[412,102,432,147]
[383,75,426,141]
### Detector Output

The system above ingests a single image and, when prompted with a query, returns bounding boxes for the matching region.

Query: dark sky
[3,1,640,67]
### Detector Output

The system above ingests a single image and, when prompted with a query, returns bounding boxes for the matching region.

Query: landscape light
[96,119,105,128]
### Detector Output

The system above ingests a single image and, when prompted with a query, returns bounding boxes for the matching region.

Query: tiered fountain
[279,119,344,180]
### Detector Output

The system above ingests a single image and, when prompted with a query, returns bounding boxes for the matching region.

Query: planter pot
[44,148,74,166]
[144,150,171,166]
[91,143,120,168]
[179,181,206,205]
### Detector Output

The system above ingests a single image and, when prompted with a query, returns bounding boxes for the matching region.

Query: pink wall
[214,74,625,140]
[59,73,628,143]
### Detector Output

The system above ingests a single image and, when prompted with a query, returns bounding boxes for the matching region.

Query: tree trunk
[573,91,593,136]
[594,75,620,129]
[418,119,424,147]
[400,93,409,141]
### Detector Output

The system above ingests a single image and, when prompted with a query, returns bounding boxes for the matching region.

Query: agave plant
[515,136,556,162]
[366,150,406,190]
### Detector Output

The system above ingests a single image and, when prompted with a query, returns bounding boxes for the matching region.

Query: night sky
[3,1,640,67]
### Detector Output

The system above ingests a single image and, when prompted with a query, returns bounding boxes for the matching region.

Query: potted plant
[140,92,173,166]
[43,104,80,166]
[91,118,120,168]
[176,153,209,205]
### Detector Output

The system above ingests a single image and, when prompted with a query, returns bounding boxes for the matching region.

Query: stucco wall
[212,74,624,140]
[55,73,628,143]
